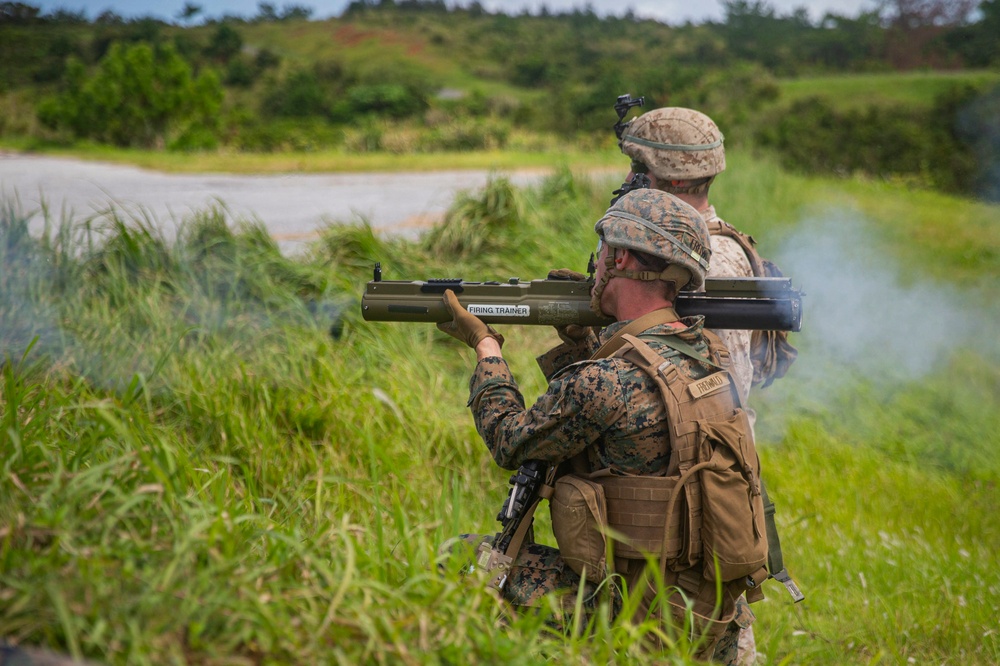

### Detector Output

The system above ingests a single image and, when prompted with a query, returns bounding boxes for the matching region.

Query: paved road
[0,154,558,254]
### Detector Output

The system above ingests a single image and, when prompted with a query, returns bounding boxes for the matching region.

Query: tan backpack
[705,217,798,388]
[550,321,768,651]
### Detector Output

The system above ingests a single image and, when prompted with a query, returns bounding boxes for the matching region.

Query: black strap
[761,478,804,602]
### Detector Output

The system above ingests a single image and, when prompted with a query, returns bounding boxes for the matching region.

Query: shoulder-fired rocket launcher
[362,263,803,331]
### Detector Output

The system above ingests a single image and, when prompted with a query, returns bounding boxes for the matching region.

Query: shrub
[36,41,223,149]
[754,87,994,198]
[332,83,427,120]
[261,68,329,118]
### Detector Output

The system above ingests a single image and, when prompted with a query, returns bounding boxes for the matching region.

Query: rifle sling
[500,467,556,561]
[761,478,805,602]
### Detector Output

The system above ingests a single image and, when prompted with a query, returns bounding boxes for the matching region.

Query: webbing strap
[617,335,699,473]
[761,479,805,602]
[705,218,764,277]
[637,333,723,370]
[591,308,679,360]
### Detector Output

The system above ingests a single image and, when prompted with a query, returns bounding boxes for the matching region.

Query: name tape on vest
[688,371,730,399]
[468,304,530,317]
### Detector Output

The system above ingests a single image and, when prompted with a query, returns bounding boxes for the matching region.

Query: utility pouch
[475,541,514,592]
[550,474,609,583]
[668,584,740,658]
[696,410,768,581]
[599,474,692,565]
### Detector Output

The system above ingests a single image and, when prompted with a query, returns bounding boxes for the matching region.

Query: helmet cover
[620,107,726,182]
[594,189,711,290]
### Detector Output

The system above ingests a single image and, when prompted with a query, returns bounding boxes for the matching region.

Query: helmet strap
[613,263,691,289]
[589,251,692,316]
[589,252,617,317]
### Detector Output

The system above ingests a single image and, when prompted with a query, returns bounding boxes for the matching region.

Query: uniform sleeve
[469,357,625,470]
[534,331,599,381]
[707,235,754,404]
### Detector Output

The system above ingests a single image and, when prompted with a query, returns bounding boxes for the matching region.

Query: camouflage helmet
[619,107,726,182]
[594,189,711,290]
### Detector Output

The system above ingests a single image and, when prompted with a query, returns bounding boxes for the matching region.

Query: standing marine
[616,105,798,406]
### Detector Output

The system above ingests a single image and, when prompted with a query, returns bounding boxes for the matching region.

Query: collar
[599,316,705,344]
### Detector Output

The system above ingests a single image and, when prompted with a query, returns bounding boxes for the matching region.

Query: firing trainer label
[468,304,530,317]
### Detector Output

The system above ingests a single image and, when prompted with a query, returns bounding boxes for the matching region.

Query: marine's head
[590,189,711,315]
[619,107,725,195]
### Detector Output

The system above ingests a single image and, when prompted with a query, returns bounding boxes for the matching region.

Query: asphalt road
[0,154,556,254]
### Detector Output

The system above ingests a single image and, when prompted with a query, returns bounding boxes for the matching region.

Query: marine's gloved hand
[437,289,505,350]
[546,268,595,344]
[547,268,588,281]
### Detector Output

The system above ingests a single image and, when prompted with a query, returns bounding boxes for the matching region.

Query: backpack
[549,323,768,652]
[705,217,798,388]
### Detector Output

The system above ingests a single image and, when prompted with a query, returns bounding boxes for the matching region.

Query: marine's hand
[437,289,505,350]
[547,268,588,281]
[556,324,595,345]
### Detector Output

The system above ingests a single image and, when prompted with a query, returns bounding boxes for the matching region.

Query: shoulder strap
[590,307,678,360]
[706,218,765,277]
[637,333,722,371]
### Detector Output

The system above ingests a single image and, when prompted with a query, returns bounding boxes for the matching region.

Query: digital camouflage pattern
[463,316,753,663]
[619,107,726,182]
[702,206,755,407]
[445,533,615,622]
[713,597,756,664]
[469,317,714,473]
[594,189,711,291]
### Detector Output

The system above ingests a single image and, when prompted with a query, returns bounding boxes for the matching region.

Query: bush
[332,83,427,121]
[754,87,993,197]
[224,57,255,87]
[261,68,329,118]
[229,116,343,152]
[36,41,223,149]
[419,117,510,151]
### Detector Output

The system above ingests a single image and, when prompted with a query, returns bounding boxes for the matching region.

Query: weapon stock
[362,264,803,332]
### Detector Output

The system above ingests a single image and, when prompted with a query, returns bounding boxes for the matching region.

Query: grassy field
[1,152,999,664]
[0,139,624,174]
[776,70,1000,111]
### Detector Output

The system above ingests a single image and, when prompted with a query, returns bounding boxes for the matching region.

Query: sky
[34,0,880,25]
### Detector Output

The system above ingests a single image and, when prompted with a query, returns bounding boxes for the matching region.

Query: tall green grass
[2,157,999,664]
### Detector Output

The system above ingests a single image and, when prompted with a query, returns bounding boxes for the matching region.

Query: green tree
[0,2,41,23]
[204,24,242,62]
[37,41,222,149]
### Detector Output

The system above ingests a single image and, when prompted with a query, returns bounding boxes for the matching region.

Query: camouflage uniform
[463,315,753,661]
[620,110,767,664]
[702,206,755,408]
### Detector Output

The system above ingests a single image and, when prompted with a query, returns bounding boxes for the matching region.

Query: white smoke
[754,207,998,427]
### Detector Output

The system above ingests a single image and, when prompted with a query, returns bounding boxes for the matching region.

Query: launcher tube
[362,275,802,331]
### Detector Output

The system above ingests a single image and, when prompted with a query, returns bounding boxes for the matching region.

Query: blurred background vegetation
[1,0,999,199]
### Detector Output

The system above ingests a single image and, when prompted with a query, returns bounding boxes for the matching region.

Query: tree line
[1,0,998,200]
